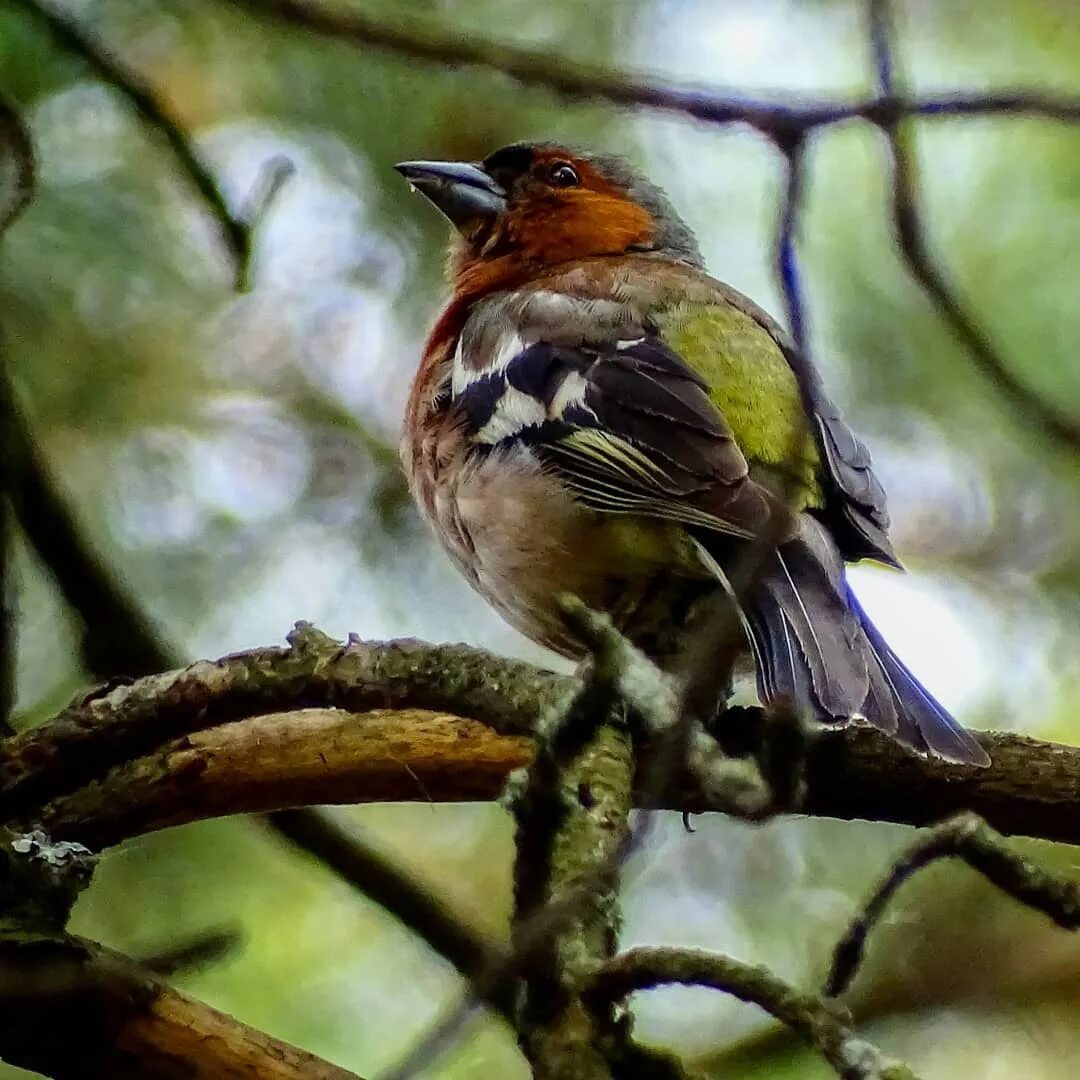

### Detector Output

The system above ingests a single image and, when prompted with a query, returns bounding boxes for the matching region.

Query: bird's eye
[547,162,580,188]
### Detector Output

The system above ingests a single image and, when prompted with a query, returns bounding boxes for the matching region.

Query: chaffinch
[396,142,988,766]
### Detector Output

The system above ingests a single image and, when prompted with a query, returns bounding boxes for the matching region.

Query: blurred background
[2,0,1080,1076]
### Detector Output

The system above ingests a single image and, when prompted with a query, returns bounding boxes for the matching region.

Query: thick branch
[0,825,355,1079]
[0,933,359,1079]
[0,624,561,820]
[514,718,635,1080]
[32,707,530,847]
[799,723,1080,843]
[509,632,636,1078]
[5,636,1080,850]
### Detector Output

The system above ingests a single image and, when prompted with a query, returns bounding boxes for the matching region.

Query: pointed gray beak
[395,160,507,229]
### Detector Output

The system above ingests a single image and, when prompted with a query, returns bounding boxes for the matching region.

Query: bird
[395,142,989,766]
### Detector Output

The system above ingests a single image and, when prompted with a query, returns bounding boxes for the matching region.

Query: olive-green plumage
[658,300,821,507]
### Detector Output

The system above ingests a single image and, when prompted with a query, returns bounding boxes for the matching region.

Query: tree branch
[0,825,359,1079]
[584,946,917,1080]
[0,622,561,820]
[826,811,1080,998]
[229,0,1080,134]
[6,632,1080,851]
[223,0,1080,454]
[508,607,636,1079]
[866,0,1080,450]
[515,720,635,1079]
[0,91,34,237]
[0,94,34,739]
[5,379,179,681]
[0,933,361,1079]
[32,706,530,847]
[0,371,15,739]
[268,806,515,1018]
[134,926,241,978]
[9,0,251,287]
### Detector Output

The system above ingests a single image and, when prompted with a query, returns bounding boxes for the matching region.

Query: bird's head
[396,143,702,292]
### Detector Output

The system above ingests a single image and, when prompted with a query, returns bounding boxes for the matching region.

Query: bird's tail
[738,519,989,766]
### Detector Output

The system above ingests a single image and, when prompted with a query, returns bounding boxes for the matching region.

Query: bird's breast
[406,421,705,656]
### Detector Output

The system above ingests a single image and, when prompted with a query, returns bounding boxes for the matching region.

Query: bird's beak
[395,160,507,229]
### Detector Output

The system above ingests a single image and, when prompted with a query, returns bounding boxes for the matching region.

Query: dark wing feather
[459,334,779,541]
[814,400,898,566]
[584,344,744,482]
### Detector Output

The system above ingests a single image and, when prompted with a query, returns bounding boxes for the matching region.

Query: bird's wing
[807,391,898,565]
[452,324,779,542]
[661,278,899,567]
[452,272,895,563]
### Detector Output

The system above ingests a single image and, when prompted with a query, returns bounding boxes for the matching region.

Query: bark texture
[0,934,359,1079]
[4,632,1076,851]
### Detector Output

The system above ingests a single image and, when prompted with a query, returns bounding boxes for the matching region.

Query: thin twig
[0,93,34,237]
[584,946,918,1080]
[868,0,1080,451]
[136,926,242,977]
[826,811,1080,999]
[776,136,809,358]
[4,373,179,681]
[0,403,14,739]
[0,96,33,738]
[0,512,12,737]
[236,154,296,290]
[378,878,612,1080]
[268,807,515,1018]
[229,0,1080,133]
[566,601,774,824]
[378,1000,484,1080]
[228,0,1080,452]
[9,0,250,287]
